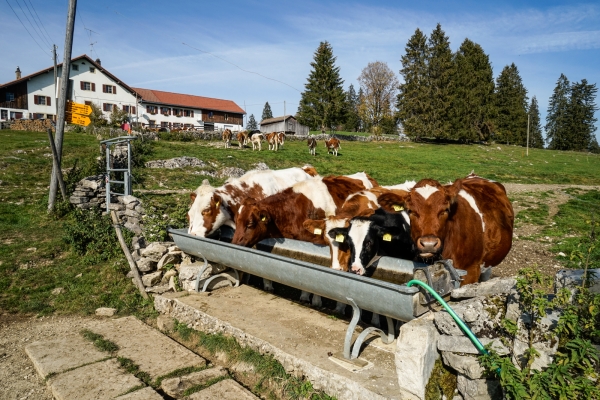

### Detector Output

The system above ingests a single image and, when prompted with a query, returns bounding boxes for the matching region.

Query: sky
[1,0,599,141]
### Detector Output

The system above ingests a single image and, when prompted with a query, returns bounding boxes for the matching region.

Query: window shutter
[80,81,84,90]
[47,97,51,106]
[102,85,106,93]
[34,95,38,104]
[132,106,136,114]
[92,83,96,92]
[169,108,172,115]
[123,105,126,111]
[113,86,116,94]
[191,110,194,117]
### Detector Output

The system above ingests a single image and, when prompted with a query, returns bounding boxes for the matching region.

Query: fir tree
[247,114,258,131]
[545,74,571,150]
[426,23,454,139]
[450,39,496,142]
[397,28,429,140]
[528,96,544,148]
[344,84,360,132]
[495,63,529,146]
[568,79,598,151]
[261,102,273,122]
[296,41,346,132]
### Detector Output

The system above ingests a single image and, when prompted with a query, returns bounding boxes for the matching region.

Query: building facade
[260,115,309,135]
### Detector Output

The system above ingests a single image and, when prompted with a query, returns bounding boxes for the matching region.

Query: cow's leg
[299,291,311,303]
[370,313,380,328]
[334,301,346,314]
[311,294,322,308]
[263,278,274,292]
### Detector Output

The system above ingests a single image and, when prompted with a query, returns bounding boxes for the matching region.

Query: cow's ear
[303,219,326,236]
[190,192,197,202]
[378,192,409,213]
[328,227,348,243]
[257,208,270,224]
[446,180,462,204]
[212,194,222,208]
[372,225,401,242]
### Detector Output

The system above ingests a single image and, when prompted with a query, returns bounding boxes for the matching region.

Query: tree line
[290,25,598,152]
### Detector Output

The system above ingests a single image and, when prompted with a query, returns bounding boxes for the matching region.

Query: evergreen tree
[568,79,598,152]
[296,41,346,132]
[261,102,273,122]
[450,39,496,142]
[427,23,454,139]
[545,74,571,150]
[397,28,429,140]
[344,84,360,132]
[495,63,529,145]
[247,114,258,131]
[528,96,544,148]
[357,87,365,131]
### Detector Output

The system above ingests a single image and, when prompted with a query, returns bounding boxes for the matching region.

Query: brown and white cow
[277,132,286,148]
[236,131,249,148]
[187,165,319,238]
[326,137,341,156]
[250,133,264,151]
[222,129,233,149]
[307,137,317,156]
[378,175,514,285]
[266,132,279,151]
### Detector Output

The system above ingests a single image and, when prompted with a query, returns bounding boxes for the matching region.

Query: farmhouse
[260,115,309,135]
[0,54,245,131]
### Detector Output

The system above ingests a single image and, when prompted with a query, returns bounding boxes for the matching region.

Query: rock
[452,278,516,299]
[95,307,117,317]
[157,252,182,270]
[168,245,180,252]
[554,268,600,294]
[434,296,503,338]
[395,313,439,400]
[511,310,560,370]
[456,374,501,400]
[161,269,178,284]
[141,243,168,262]
[124,221,142,235]
[145,285,170,294]
[160,367,228,398]
[437,336,509,355]
[219,167,245,178]
[157,315,175,332]
[146,156,206,169]
[142,271,163,287]
[51,287,64,295]
[131,249,142,262]
[126,201,140,210]
[134,204,145,214]
[441,352,485,379]
[137,258,157,272]
[169,276,178,291]
[119,195,139,205]
[69,196,89,204]
[124,209,140,218]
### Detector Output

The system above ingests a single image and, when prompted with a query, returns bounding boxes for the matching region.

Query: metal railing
[100,136,137,211]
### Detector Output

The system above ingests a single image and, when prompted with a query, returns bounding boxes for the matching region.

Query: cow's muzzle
[417,235,441,257]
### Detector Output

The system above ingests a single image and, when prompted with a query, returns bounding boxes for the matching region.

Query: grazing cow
[250,133,264,151]
[237,131,249,148]
[187,165,319,238]
[377,175,514,285]
[307,137,317,156]
[266,132,279,151]
[222,129,233,149]
[326,137,341,156]
[277,132,286,148]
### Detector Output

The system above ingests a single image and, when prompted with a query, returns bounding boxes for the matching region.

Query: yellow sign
[66,101,92,116]
[66,113,91,126]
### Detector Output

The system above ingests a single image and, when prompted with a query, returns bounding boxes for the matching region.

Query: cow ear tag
[335,234,345,243]
[313,228,322,235]
[215,201,220,207]
[261,216,266,222]
[383,233,392,242]
[392,204,403,211]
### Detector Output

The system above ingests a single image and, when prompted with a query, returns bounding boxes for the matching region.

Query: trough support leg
[193,251,240,293]
[343,298,395,360]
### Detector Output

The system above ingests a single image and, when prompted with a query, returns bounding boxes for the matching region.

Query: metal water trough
[168,227,463,361]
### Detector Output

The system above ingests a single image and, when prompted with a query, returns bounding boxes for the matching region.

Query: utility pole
[48,0,77,212]
[526,113,530,156]
[53,45,57,117]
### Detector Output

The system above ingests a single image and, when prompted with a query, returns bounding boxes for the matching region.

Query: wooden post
[47,128,68,201]
[526,113,530,156]
[110,210,149,300]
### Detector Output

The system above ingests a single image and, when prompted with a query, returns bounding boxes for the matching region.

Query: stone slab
[187,379,259,400]
[155,286,398,400]
[114,386,163,399]
[25,335,108,378]
[437,336,509,355]
[161,366,228,398]
[88,316,206,379]
[47,358,142,400]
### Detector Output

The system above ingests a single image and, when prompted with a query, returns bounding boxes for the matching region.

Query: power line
[26,0,56,45]
[15,0,52,50]
[4,0,50,56]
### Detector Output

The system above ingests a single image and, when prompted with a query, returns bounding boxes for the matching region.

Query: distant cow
[378,174,514,285]
[250,133,264,151]
[326,137,341,156]
[222,129,233,149]
[307,137,317,156]
[277,132,286,148]
[266,132,279,151]
[236,131,249,148]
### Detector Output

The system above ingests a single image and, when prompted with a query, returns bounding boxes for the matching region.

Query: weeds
[81,329,119,353]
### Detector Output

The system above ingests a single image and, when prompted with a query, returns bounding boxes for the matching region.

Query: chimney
[15,67,21,80]
[95,58,101,66]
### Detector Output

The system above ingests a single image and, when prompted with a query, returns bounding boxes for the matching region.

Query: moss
[425,359,457,400]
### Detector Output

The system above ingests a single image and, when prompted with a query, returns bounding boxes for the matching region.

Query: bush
[142,198,189,242]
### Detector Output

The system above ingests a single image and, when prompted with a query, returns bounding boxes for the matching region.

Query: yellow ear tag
[335,234,344,243]
[313,228,322,235]
[383,233,392,242]
[261,216,266,222]
[393,205,403,211]
[215,201,220,207]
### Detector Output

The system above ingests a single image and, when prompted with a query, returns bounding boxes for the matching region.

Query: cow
[266,132,279,151]
[277,132,286,148]
[326,137,341,156]
[250,133,264,151]
[377,174,514,285]
[187,165,319,238]
[307,137,317,156]
[237,131,249,148]
[222,129,233,149]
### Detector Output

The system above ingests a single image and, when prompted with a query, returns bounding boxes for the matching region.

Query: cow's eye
[439,210,449,218]
[201,209,210,216]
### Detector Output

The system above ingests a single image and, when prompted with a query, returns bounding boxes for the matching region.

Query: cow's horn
[202,179,210,186]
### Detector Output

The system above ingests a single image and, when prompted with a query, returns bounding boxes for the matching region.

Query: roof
[132,87,245,114]
[0,54,137,95]
[260,115,296,125]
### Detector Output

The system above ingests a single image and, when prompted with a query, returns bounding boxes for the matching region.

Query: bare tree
[357,61,399,134]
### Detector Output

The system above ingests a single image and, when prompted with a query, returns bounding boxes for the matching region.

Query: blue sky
[1,0,599,141]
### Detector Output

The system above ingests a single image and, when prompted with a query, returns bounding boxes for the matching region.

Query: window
[173,123,180,128]
[84,101,92,106]
[103,103,114,112]
[147,105,157,114]
[161,107,170,115]
[122,105,136,114]
[224,113,228,121]
[184,110,193,117]
[89,67,95,73]
[71,64,79,71]
[80,81,95,91]
[33,113,44,119]
[6,93,15,101]
[161,121,168,128]
[33,95,51,106]
[1,110,8,120]
[102,84,116,94]
[149,120,156,128]
[208,111,213,118]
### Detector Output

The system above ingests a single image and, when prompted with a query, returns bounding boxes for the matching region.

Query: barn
[259,115,309,135]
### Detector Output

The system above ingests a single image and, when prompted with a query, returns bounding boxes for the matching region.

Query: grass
[81,329,120,352]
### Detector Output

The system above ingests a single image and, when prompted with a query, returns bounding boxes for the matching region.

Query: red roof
[132,87,245,114]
